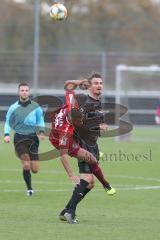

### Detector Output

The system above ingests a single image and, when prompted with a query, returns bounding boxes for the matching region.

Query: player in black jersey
[61,73,116,224]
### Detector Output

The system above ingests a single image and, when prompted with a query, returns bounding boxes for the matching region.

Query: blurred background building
[0,0,160,125]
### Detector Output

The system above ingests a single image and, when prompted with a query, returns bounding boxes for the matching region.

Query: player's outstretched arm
[64,79,90,91]
[60,149,79,184]
[4,105,14,143]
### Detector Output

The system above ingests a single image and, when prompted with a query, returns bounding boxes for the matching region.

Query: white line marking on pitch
[0,186,160,193]
[0,169,160,182]
[0,180,160,189]
[0,168,65,174]
[0,180,73,185]
[109,175,160,182]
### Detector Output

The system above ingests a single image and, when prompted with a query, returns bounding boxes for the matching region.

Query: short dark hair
[88,72,102,82]
[18,83,30,89]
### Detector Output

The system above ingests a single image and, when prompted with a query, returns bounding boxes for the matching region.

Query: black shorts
[78,139,99,174]
[14,133,39,161]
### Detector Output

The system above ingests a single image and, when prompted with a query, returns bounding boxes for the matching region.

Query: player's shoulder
[8,101,19,110]
[87,95,100,103]
[30,99,38,105]
[30,100,40,108]
[29,100,43,113]
[75,93,87,106]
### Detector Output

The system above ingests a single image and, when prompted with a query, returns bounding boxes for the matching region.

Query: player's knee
[31,166,39,173]
[80,174,94,185]
[31,161,39,173]
[77,148,97,164]
[32,170,38,174]
[84,152,97,164]
[88,153,97,164]
[87,182,95,189]
[91,182,95,188]
[23,164,30,171]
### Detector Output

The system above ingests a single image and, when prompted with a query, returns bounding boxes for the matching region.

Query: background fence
[1,51,160,90]
[0,51,160,125]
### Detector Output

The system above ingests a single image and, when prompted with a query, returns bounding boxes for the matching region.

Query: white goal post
[114,64,160,135]
[115,64,160,105]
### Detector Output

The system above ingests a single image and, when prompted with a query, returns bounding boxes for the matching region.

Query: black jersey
[73,94,104,145]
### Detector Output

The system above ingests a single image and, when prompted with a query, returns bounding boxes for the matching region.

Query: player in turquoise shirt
[4,83,45,196]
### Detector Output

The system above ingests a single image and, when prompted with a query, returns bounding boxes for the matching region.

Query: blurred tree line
[0,0,160,52]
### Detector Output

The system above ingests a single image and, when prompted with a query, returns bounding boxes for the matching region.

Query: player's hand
[79,79,91,90]
[100,123,108,132]
[4,136,10,143]
[64,80,77,90]
[64,79,90,90]
[69,175,80,184]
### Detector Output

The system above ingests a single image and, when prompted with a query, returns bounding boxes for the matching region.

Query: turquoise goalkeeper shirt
[4,99,45,136]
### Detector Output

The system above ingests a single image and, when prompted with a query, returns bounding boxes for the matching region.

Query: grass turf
[0,126,160,240]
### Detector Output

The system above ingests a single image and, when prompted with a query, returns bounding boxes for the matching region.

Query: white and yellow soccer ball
[50,3,67,21]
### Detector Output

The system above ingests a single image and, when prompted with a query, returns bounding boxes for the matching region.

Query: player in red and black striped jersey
[49,89,98,184]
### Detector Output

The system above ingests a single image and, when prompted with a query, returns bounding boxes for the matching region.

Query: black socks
[64,185,91,211]
[23,169,32,190]
[67,179,89,216]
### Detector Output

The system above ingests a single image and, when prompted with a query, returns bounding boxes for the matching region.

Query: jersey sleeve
[4,105,16,136]
[36,106,45,133]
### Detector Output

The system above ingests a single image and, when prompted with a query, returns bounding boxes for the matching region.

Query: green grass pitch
[0,125,160,240]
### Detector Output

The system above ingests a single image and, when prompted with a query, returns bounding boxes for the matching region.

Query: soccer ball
[50,3,67,21]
